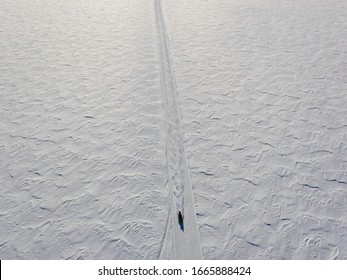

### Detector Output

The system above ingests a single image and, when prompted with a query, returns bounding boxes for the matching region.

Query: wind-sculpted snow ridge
[154,0,202,259]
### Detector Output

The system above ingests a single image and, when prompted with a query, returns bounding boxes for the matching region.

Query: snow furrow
[154,0,202,259]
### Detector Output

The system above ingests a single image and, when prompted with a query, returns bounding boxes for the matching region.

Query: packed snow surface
[0,0,346,259]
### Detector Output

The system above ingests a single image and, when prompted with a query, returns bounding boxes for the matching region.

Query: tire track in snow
[154,0,202,259]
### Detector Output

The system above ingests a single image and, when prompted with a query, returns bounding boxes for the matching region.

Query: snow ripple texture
[0,0,346,260]
[0,0,167,259]
[162,0,347,259]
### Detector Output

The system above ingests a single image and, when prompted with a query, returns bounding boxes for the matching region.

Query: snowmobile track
[154,0,202,259]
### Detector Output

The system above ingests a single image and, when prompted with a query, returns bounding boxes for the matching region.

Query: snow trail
[154,0,202,259]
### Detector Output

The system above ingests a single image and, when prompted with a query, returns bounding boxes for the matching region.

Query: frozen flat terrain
[0,0,346,259]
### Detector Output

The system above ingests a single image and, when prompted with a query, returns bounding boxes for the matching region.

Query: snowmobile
[178,211,184,231]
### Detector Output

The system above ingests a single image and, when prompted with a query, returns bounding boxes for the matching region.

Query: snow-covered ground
[0,0,346,259]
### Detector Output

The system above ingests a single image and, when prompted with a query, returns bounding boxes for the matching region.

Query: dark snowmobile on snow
[178,211,184,231]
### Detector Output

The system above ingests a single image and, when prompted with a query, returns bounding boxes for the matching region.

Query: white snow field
[0,0,346,259]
